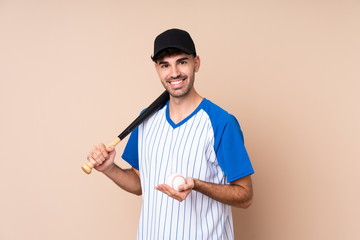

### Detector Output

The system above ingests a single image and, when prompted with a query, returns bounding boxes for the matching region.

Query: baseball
[166,173,186,191]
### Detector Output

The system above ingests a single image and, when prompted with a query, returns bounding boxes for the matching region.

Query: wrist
[193,178,200,191]
[102,163,116,175]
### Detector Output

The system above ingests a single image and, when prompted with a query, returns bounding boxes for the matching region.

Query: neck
[168,88,203,124]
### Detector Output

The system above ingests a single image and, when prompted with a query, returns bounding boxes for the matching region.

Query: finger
[106,145,115,152]
[97,143,109,157]
[94,149,106,161]
[97,143,107,151]
[181,178,195,190]
[92,144,105,161]
[100,147,109,159]
[87,155,98,166]
[178,184,187,191]
[156,185,187,202]
[155,184,167,192]
[90,146,101,159]
[91,150,105,165]
[156,184,172,195]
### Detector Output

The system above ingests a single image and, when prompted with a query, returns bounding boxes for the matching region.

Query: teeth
[170,80,183,85]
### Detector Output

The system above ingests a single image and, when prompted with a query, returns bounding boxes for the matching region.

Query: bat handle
[81,137,121,174]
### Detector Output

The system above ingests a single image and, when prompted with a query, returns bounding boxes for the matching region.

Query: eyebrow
[158,60,168,65]
[158,57,190,65]
[176,57,189,63]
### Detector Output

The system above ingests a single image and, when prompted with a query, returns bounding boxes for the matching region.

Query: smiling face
[155,52,200,99]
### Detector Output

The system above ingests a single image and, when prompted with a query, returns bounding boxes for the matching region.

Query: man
[87,28,254,239]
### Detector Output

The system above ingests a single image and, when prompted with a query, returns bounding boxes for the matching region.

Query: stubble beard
[162,73,195,99]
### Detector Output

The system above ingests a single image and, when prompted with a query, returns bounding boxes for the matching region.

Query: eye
[179,60,187,65]
[160,64,169,69]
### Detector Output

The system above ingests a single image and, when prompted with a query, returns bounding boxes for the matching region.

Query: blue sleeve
[216,115,254,182]
[121,126,139,170]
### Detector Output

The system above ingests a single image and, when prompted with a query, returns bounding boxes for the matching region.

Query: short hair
[151,48,196,62]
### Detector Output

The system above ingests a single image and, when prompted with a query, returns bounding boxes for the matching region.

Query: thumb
[106,145,115,152]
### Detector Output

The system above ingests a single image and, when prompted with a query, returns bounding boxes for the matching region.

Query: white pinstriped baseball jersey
[122,98,254,240]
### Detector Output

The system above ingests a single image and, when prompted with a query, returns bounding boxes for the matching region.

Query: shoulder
[200,99,238,127]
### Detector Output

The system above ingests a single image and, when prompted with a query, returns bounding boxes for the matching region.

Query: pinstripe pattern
[136,100,234,240]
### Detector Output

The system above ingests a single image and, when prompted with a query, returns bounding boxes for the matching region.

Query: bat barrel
[118,90,169,140]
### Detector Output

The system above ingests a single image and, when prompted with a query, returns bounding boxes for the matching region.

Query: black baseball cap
[152,28,196,60]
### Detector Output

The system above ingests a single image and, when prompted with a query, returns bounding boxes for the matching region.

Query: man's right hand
[87,143,116,172]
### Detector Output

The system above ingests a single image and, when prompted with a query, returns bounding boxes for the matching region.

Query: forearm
[193,176,253,208]
[102,164,142,196]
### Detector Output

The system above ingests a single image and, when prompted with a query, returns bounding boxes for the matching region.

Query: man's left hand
[155,177,194,202]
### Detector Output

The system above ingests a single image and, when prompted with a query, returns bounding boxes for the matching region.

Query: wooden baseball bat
[81,90,170,174]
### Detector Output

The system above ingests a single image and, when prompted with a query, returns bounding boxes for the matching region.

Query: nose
[170,65,180,78]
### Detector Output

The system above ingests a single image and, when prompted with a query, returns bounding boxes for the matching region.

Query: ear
[194,56,200,72]
[154,62,160,74]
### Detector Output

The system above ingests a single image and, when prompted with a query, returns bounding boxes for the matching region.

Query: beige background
[1,0,359,239]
